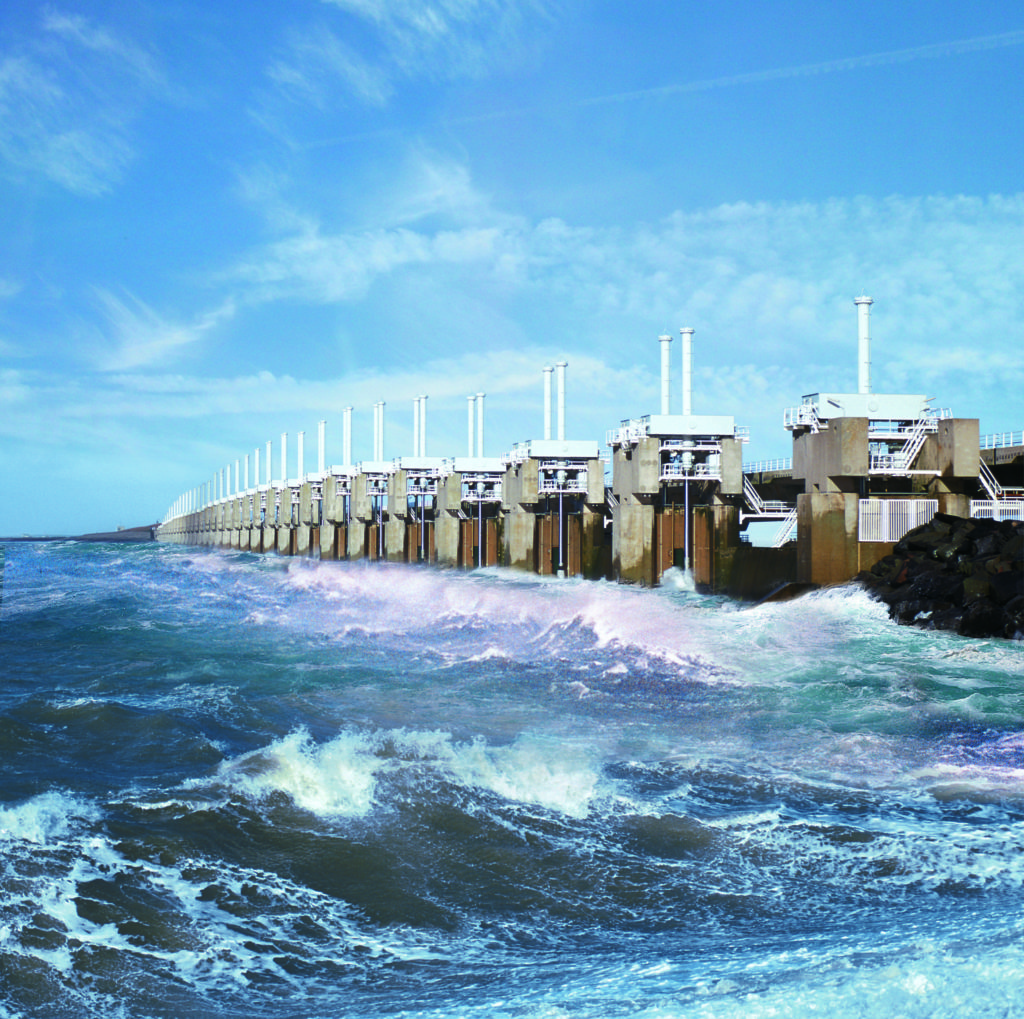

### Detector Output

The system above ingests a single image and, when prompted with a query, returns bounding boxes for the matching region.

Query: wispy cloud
[42,9,166,89]
[0,9,168,195]
[267,26,393,108]
[92,289,236,371]
[319,0,556,81]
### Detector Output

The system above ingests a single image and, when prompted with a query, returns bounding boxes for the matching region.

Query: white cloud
[42,9,165,89]
[268,26,393,108]
[92,289,236,371]
[0,9,168,195]
[317,0,557,84]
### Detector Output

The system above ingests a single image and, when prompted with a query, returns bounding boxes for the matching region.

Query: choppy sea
[2,540,1024,1018]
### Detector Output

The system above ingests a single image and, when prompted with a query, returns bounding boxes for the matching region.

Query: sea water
[1,541,1023,1018]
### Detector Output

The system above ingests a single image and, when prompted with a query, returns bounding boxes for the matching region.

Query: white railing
[462,473,503,503]
[772,509,798,547]
[868,414,940,475]
[538,476,588,494]
[971,500,1024,521]
[858,499,938,542]
[981,430,1023,450]
[744,457,793,475]
[783,404,822,432]
[606,419,650,448]
[743,475,766,515]
[978,458,1003,501]
[660,462,720,482]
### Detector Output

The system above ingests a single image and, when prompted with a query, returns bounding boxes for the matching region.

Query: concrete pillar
[504,507,537,571]
[692,504,741,593]
[385,470,408,561]
[796,492,860,586]
[295,482,313,556]
[612,497,656,585]
[435,472,463,567]
[580,504,608,579]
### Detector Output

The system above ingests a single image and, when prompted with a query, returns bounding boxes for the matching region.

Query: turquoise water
[2,541,1023,1018]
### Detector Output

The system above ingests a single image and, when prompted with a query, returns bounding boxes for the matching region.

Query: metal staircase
[979,457,1004,501]
[772,509,798,547]
[868,414,939,475]
[742,475,798,545]
[894,415,932,472]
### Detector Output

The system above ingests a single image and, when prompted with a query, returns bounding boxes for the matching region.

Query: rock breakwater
[857,513,1024,639]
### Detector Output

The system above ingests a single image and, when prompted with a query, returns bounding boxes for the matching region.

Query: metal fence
[980,430,1023,450]
[970,500,1024,522]
[858,499,938,543]
[743,457,793,475]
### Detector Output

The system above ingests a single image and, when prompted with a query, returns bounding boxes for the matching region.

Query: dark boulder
[857,514,1024,640]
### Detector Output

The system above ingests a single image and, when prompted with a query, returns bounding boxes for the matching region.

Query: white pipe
[413,397,420,458]
[373,403,380,461]
[659,334,672,415]
[318,420,326,474]
[556,361,567,441]
[680,328,694,416]
[244,455,249,492]
[280,432,287,484]
[379,401,385,461]
[235,459,240,494]
[343,406,352,467]
[265,441,271,485]
[297,431,304,481]
[477,392,485,457]
[543,366,553,440]
[420,395,427,457]
[468,395,475,456]
[855,295,873,394]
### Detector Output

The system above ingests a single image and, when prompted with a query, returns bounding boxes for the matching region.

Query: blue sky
[2,0,1022,534]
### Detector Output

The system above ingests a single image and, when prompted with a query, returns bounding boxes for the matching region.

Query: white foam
[205,727,604,820]
[273,560,725,678]
[212,729,380,817]
[0,791,98,846]
[442,733,601,818]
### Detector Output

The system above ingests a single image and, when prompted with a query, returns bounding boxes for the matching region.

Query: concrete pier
[501,439,608,577]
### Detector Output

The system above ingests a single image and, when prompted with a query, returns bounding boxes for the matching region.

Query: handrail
[743,457,793,475]
[981,430,1023,449]
[978,457,1003,500]
[743,475,766,515]
[772,509,798,547]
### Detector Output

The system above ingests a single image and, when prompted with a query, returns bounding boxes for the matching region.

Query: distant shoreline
[0,524,158,544]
